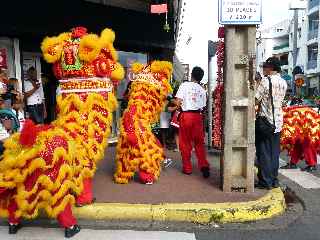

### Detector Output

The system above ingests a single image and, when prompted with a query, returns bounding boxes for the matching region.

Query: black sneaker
[301,165,317,172]
[182,170,192,175]
[8,224,21,234]
[273,182,280,188]
[65,225,81,238]
[201,167,210,179]
[280,163,298,169]
[254,182,272,190]
[76,198,96,207]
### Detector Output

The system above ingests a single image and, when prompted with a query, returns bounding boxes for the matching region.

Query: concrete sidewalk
[92,147,264,204]
[72,147,285,224]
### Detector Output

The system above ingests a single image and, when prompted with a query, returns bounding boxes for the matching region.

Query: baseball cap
[262,57,281,72]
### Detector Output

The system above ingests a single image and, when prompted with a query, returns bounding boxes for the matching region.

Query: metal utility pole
[208,40,217,149]
[289,1,307,95]
[293,9,299,67]
[207,57,213,148]
[292,9,299,95]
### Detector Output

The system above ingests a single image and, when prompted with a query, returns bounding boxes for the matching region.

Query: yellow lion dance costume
[114,61,172,184]
[0,26,124,238]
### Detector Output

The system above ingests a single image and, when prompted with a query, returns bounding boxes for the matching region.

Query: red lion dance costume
[281,106,319,171]
[114,61,173,184]
[0,27,124,238]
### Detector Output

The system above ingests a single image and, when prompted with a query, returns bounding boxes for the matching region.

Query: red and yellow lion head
[41,26,124,84]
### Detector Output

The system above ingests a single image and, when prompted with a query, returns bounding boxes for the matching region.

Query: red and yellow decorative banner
[59,77,113,93]
[212,27,225,150]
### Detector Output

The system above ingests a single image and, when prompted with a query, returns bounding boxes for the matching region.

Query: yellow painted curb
[73,188,285,224]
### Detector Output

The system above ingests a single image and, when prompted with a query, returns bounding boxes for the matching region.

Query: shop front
[0,0,178,131]
[0,38,22,90]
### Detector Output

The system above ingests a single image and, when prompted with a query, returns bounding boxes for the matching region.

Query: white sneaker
[163,158,173,168]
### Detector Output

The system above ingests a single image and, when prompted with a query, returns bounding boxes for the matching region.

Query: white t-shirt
[13,110,25,132]
[24,79,45,106]
[255,74,287,133]
[56,85,61,96]
[175,82,207,111]
[160,112,171,128]
[0,123,9,141]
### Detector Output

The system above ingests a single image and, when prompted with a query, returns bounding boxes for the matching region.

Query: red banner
[0,49,7,68]
[150,4,168,14]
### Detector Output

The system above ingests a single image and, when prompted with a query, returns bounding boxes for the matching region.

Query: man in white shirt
[24,67,46,124]
[174,67,210,178]
[255,57,287,189]
[0,97,11,155]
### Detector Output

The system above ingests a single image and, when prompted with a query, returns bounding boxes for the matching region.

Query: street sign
[218,0,262,25]
[289,0,307,10]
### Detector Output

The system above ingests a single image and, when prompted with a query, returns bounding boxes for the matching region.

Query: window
[308,44,318,61]
[307,44,318,69]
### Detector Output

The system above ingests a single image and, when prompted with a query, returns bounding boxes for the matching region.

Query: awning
[173,54,184,82]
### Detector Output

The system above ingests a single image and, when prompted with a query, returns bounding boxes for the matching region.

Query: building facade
[256,20,292,91]
[0,0,181,134]
[256,1,320,97]
[304,0,320,95]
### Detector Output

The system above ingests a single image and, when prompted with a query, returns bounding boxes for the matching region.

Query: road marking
[279,158,287,168]
[279,169,320,189]
[0,226,196,240]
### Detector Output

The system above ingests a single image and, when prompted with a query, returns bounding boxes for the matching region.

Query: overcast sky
[177,0,291,84]
[176,0,293,82]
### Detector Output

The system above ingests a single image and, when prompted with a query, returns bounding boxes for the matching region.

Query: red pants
[179,112,209,173]
[76,178,93,205]
[290,139,317,166]
[9,200,77,228]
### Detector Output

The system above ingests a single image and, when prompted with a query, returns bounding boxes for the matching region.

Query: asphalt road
[0,156,319,240]
[195,158,320,240]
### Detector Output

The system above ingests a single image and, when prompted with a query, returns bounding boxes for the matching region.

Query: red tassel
[19,120,51,147]
[19,120,38,147]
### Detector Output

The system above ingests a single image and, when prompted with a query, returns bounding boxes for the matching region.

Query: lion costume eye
[99,28,118,62]
[131,62,144,74]
[151,61,173,79]
[111,62,125,82]
[41,36,64,63]
[78,34,101,62]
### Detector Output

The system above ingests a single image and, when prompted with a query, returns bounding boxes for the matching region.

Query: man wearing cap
[255,57,287,189]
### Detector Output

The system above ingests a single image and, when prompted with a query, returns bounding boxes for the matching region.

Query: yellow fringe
[78,34,101,62]
[41,36,64,63]
[0,91,117,219]
[114,62,172,183]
